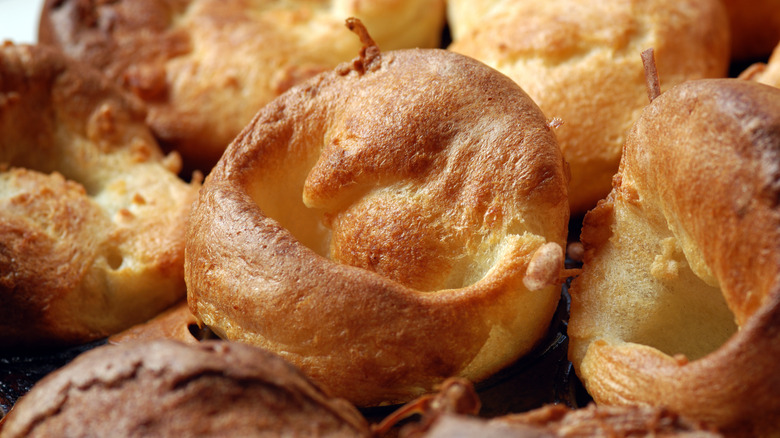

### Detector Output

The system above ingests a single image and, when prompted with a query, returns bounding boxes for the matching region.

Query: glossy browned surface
[569,79,780,437]
[186,31,569,407]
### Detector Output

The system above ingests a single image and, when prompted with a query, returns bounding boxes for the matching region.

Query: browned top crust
[38,0,446,173]
[185,33,570,406]
[447,0,730,213]
[568,79,780,436]
[0,43,199,348]
[0,340,371,437]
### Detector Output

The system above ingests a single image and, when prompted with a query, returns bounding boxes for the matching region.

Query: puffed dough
[568,79,780,437]
[185,21,570,407]
[38,0,446,173]
[0,43,199,348]
[447,0,730,213]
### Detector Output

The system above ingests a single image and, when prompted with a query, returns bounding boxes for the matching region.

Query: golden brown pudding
[0,43,199,349]
[568,78,780,437]
[185,22,570,407]
[39,0,447,172]
[447,0,730,213]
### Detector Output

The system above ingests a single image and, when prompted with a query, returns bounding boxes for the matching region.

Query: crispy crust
[38,0,446,173]
[0,340,371,437]
[568,79,780,436]
[0,43,199,348]
[447,0,729,213]
[185,38,569,406]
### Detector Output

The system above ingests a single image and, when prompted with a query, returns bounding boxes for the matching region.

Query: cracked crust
[0,340,371,437]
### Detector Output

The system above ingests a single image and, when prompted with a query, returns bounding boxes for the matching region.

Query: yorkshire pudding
[0,43,198,348]
[185,22,570,407]
[447,0,730,213]
[0,340,371,437]
[39,0,446,173]
[568,78,780,436]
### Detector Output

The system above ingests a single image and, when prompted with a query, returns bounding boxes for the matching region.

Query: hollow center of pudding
[248,164,513,292]
[244,119,538,292]
[603,201,739,361]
